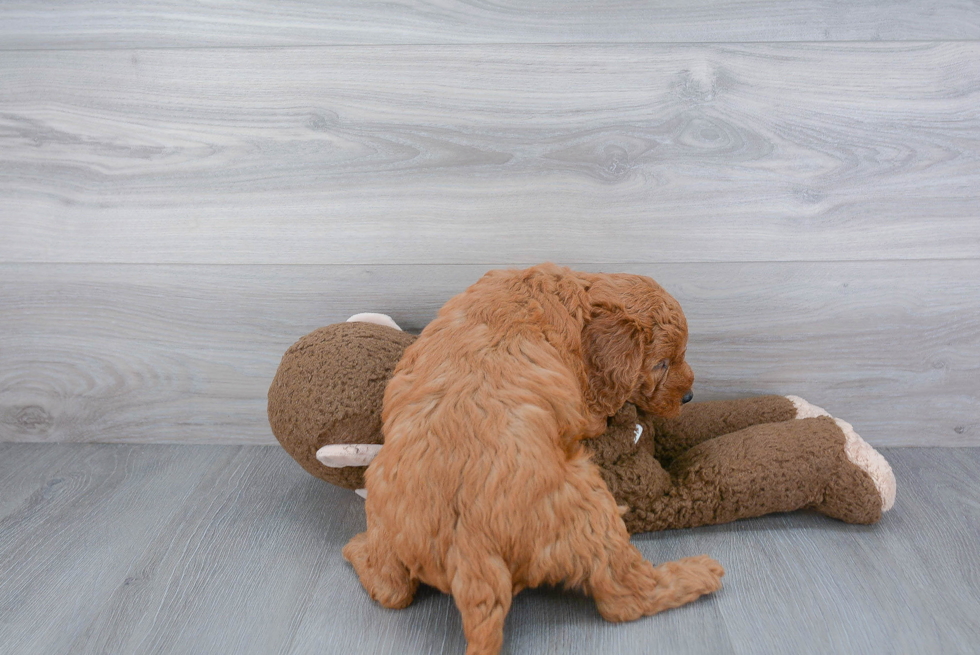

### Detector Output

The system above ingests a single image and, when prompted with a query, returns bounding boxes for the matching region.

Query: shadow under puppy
[342,264,722,655]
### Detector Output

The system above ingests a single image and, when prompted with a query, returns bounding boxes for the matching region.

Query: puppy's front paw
[658,555,724,598]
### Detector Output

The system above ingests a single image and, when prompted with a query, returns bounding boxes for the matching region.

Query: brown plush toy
[268,314,896,530]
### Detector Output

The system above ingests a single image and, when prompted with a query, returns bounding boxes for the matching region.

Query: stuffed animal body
[268,316,895,531]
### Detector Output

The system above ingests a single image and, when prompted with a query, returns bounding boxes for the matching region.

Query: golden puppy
[343,264,723,654]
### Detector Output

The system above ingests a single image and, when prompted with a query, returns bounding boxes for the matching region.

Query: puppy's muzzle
[682,391,694,404]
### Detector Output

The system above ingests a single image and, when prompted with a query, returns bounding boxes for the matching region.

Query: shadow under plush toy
[269,313,896,532]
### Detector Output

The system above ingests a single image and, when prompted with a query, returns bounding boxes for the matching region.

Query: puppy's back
[364,266,591,588]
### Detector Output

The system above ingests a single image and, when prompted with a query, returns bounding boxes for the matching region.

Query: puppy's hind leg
[590,548,724,622]
[343,530,418,609]
[448,547,513,655]
[546,463,723,622]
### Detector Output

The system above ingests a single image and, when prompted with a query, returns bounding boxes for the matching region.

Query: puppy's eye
[654,359,669,371]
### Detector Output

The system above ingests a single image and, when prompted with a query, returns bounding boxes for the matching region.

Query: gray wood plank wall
[3,1,980,47]
[1,3,978,446]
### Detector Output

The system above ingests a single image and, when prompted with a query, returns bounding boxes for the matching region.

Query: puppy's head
[581,274,694,420]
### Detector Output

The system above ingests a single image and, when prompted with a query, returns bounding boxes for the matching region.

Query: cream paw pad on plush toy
[785,395,896,512]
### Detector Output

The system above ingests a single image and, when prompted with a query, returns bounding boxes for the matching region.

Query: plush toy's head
[268,320,416,489]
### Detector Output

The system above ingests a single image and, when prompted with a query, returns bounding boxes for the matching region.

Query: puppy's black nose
[682,391,694,404]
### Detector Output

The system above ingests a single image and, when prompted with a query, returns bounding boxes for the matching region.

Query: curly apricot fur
[343,264,720,655]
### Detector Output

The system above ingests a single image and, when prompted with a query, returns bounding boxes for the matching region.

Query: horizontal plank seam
[1,39,980,53]
[2,257,979,268]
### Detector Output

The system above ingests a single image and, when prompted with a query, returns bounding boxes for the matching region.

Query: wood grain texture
[1,261,977,446]
[697,445,980,654]
[0,443,228,654]
[2,1,980,49]
[2,43,979,264]
[0,444,978,654]
[0,443,70,519]
[64,446,351,655]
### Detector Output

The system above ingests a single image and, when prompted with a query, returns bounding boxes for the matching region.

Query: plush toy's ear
[346,313,401,330]
[316,443,383,467]
[582,307,645,418]
[316,443,381,501]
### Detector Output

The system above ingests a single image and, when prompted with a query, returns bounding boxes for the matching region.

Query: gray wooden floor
[1,444,978,655]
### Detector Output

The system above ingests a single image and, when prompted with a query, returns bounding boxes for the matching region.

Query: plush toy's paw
[804,416,896,523]
[785,396,896,513]
[785,395,832,419]
[346,313,402,331]
[833,418,897,512]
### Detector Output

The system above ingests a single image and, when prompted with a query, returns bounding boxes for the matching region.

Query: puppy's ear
[582,308,645,418]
